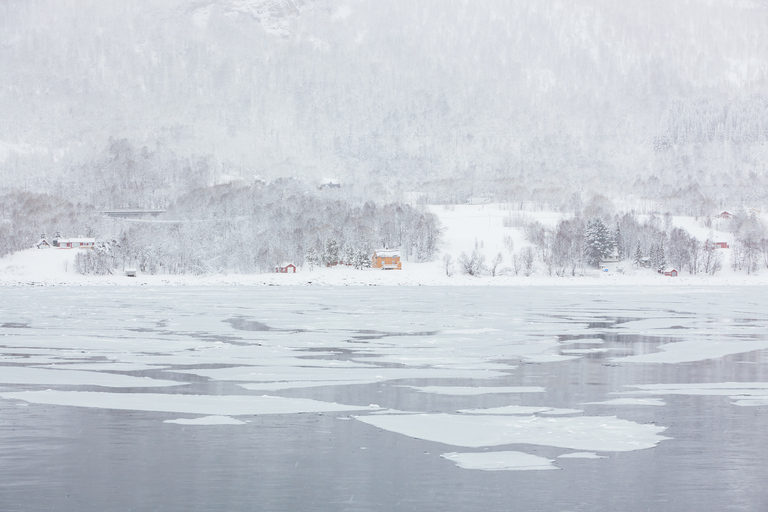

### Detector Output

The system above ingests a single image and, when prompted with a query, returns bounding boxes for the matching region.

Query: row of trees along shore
[4,179,441,275]
[446,210,767,278]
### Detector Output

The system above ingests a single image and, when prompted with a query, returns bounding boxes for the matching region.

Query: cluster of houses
[275,249,402,273]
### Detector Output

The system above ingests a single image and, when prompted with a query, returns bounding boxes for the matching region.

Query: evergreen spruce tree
[323,238,340,266]
[584,218,612,267]
[614,222,624,259]
[649,243,658,270]
[634,241,643,267]
[658,242,667,273]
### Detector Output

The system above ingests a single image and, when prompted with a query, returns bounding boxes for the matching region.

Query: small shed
[372,250,402,270]
[35,239,51,249]
[275,263,297,273]
[714,242,729,249]
[664,269,678,277]
[717,211,732,219]
[125,269,137,277]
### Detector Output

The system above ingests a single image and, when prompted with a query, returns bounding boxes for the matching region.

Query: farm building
[275,263,297,273]
[56,238,95,249]
[372,250,402,270]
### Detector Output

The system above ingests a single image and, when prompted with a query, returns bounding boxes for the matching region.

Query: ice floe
[170,365,508,384]
[583,398,666,406]
[163,415,245,425]
[614,339,768,364]
[0,390,368,416]
[558,452,606,459]
[0,366,184,388]
[354,412,669,451]
[458,405,579,415]
[405,386,545,395]
[441,451,558,471]
[627,382,768,406]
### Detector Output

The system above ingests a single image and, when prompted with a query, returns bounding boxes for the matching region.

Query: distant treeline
[2,179,442,274]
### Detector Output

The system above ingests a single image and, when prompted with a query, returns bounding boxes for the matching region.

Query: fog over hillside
[2,0,768,210]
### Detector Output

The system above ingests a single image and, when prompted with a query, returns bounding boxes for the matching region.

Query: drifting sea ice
[614,338,768,364]
[0,390,370,417]
[0,366,184,388]
[163,416,246,425]
[627,382,768,406]
[354,412,670,451]
[441,451,558,471]
[404,386,545,395]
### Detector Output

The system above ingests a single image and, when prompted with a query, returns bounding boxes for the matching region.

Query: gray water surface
[1,286,767,511]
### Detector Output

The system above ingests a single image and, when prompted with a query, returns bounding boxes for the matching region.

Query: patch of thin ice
[406,386,545,395]
[442,328,502,334]
[558,452,606,459]
[627,382,768,406]
[560,338,605,345]
[35,363,168,372]
[0,390,367,416]
[614,339,768,364]
[164,416,245,425]
[561,348,609,354]
[170,365,508,383]
[583,398,666,406]
[441,451,558,471]
[0,367,184,388]
[239,380,381,390]
[458,405,579,415]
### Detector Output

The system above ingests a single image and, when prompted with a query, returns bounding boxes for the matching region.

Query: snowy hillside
[1,204,762,286]
[3,1,768,210]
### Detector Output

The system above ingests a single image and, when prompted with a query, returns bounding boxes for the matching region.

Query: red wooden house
[275,263,297,273]
[664,269,678,277]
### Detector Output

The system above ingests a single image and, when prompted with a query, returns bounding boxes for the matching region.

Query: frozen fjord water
[1,286,768,512]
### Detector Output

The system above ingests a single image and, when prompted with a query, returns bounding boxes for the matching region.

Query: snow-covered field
[0,204,760,286]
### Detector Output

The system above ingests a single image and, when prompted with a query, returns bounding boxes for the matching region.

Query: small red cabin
[664,269,678,277]
[714,242,729,249]
[717,211,732,219]
[275,263,296,273]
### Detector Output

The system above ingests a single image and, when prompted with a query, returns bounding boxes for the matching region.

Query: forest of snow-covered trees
[1,178,441,275]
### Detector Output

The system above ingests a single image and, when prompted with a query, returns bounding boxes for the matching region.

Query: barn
[275,263,297,273]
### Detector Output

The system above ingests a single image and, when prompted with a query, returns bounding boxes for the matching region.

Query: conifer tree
[584,218,612,267]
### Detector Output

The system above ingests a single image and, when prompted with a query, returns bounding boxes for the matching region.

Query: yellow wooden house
[372,249,402,270]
